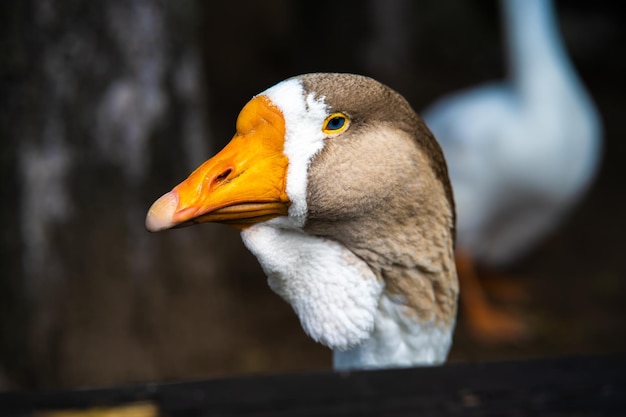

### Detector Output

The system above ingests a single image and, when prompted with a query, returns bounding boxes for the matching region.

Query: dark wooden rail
[1,355,625,416]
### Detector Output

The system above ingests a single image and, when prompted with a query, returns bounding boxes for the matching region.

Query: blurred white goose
[147,73,458,370]
[422,0,602,341]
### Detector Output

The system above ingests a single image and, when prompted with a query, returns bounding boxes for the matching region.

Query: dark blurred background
[1,0,624,390]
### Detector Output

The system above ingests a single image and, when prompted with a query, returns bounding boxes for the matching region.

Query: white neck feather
[333,295,453,370]
[241,223,453,370]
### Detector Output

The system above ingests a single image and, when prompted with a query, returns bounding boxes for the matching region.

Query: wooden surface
[1,355,624,416]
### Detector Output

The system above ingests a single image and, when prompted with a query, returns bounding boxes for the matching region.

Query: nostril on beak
[214,168,232,184]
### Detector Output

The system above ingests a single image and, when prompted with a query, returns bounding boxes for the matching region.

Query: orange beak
[145,95,290,231]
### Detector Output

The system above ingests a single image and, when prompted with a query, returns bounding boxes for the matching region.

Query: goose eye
[322,113,349,135]
[326,116,345,130]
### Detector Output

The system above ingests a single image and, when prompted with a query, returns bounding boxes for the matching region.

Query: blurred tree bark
[0,0,211,389]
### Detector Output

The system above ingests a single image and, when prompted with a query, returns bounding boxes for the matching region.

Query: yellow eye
[322,113,349,135]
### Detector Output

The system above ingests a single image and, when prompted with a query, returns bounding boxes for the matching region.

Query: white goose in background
[422,0,602,342]
[146,73,458,370]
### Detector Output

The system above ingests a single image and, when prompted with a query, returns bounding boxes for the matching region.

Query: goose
[146,73,458,370]
[422,0,602,341]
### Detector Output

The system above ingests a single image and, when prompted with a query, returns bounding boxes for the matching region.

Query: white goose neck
[502,0,576,98]
[333,294,453,370]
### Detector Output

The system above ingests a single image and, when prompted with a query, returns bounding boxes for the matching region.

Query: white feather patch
[241,224,384,350]
[261,78,328,228]
[333,295,454,370]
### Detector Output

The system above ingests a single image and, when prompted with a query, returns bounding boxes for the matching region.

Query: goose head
[146,73,458,370]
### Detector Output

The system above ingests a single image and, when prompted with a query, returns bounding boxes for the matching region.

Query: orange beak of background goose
[145,96,290,232]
